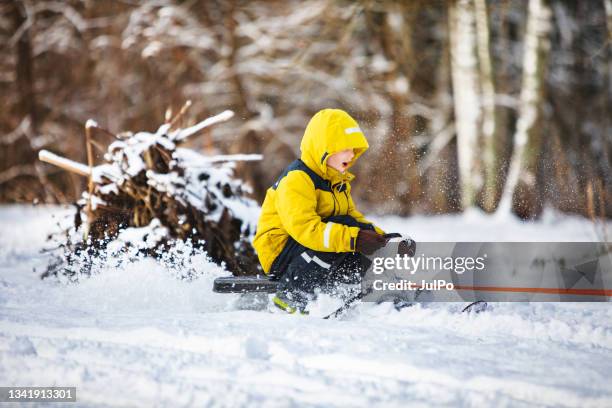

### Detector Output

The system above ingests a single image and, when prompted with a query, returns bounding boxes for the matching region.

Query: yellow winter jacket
[253,109,384,274]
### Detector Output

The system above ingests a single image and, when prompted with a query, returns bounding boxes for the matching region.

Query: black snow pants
[269,215,373,303]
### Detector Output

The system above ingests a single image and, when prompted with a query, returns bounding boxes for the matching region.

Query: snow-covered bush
[41,109,262,280]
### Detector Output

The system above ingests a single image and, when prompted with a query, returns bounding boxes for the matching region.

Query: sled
[213,275,278,293]
[212,233,412,297]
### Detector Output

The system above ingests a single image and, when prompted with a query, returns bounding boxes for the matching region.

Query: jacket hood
[300,109,369,182]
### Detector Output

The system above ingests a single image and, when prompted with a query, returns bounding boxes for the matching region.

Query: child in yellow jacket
[253,109,390,313]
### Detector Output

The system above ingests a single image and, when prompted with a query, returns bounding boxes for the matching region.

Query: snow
[1,205,611,407]
[91,163,122,184]
[113,219,169,251]
[83,117,259,243]
[88,194,106,211]
[98,182,118,195]
[177,152,263,165]
[170,110,235,142]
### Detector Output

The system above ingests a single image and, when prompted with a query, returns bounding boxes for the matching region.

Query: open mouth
[342,162,348,167]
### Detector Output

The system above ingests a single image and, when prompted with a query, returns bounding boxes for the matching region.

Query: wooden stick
[0,164,37,185]
[90,125,117,140]
[89,138,106,153]
[38,150,89,177]
[85,121,95,220]
[169,100,193,129]
[172,110,234,142]
[183,154,263,166]
[78,119,117,140]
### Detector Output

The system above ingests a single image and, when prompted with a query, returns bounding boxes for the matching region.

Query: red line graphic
[453,285,612,297]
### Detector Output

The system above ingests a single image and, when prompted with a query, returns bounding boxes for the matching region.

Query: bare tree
[366,2,421,215]
[605,0,612,39]
[449,0,482,210]
[1,0,610,218]
[497,0,552,217]
[474,0,498,212]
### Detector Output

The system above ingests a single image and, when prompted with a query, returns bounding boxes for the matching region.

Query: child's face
[327,149,355,173]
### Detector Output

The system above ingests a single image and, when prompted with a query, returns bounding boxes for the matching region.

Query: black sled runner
[212,235,487,317]
[213,275,278,294]
[212,234,418,316]
[212,233,411,295]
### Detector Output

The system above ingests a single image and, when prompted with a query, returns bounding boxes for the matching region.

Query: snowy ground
[0,205,611,407]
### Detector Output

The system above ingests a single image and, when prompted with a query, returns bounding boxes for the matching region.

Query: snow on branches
[40,107,262,279]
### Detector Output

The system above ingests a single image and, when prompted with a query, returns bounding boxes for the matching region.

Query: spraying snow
[0,205,610,407]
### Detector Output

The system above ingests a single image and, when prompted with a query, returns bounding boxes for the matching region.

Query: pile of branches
[40,103,262,278]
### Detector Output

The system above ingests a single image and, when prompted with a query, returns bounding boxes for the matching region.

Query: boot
[272,291,309,315]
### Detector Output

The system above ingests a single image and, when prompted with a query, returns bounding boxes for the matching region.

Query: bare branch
[171,110,235,142]
[0,164,37,185]
[38,150,89,177]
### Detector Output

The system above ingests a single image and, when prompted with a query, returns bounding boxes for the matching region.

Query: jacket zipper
[343,190,349,215]
[329,181,337,215]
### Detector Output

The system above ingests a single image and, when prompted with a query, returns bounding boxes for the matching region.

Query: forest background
[1,0,610,220]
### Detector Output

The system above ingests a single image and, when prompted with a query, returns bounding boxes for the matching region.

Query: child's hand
[356,230,388,255]
[398,238,417,257]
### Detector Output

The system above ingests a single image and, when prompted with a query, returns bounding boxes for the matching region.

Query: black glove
[398,238,416,257]
[356,230,387,255]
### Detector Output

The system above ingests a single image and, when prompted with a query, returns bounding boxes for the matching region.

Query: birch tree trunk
[605,0,612,150]
[603,0,612,209]
[449,0,481,210]
[497,0,552,217]
[426,39,456,213]
[474,0,498,212]
[605,0,612,39]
